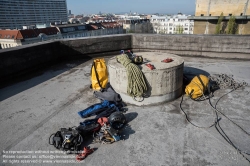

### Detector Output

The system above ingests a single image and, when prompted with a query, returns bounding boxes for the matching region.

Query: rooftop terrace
[0,34,250,165]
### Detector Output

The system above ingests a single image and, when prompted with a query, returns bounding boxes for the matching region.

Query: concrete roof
[0,54,250,165]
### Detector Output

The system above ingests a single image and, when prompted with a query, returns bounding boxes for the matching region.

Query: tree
[226,15,237,34]
[215,12,224,34]
[176,25,184,34]
[128,29,134,33]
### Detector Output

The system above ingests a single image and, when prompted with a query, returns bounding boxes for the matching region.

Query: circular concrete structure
[108,52,184,106]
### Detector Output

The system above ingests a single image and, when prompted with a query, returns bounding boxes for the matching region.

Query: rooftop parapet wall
[132,34,250,59]
[0,35,132,83]
[59,35,132,57]
[0,34,250,84]
[0,41,62,83]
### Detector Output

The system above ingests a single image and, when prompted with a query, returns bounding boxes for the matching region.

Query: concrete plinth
[108,52,184,106]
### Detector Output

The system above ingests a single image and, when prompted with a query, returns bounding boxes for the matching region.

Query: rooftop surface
[0,54,250,166]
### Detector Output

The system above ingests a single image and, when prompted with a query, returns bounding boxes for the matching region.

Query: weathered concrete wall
[193,20,250,35]
[0,41,62,82]
[59,35,132,58]
[194,0,250,35]
[195,0,250,16]
[240,21,250,34]
[0,34,250,84]
[0,35,132,83]
[132,34,250,59]
[194,21,217,34]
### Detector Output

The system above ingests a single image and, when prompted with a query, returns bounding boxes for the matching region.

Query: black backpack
[49,127,83,153]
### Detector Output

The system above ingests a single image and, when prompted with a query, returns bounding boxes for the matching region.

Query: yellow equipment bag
[185,74,209,99]
[91,58,108,91]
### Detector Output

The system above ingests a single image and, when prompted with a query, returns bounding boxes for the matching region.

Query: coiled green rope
[116,54,148,100]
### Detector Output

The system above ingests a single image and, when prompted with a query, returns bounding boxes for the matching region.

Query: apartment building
[118,19,153,33]
[0,22,124,49]
[150,13,194,34]
[0,27,60,49]
[0,0,68,30]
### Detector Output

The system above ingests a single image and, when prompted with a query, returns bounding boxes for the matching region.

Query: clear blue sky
[66,0,196,15]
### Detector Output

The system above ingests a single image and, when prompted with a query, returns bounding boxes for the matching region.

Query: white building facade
[150,14,194,34]
[0,0,68,30]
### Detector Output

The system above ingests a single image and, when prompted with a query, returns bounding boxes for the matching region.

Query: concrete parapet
[59,35,132,57]
[132,34,250,59]
[0,34,250,84]
[0,35,132,83]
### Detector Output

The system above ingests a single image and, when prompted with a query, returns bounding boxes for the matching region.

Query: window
[78,26,86,30]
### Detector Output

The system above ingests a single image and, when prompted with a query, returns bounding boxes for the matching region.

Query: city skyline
[66,0,196,15]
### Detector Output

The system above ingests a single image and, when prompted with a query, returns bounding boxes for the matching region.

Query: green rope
[116,54,148,100]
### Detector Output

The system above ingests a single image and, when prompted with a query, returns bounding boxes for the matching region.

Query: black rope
[180,94,218,128]
[211,98,250,162]
[210,89,250,155]
[180,76,250,163]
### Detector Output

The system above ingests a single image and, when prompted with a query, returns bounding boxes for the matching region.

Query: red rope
[76,147,94,161]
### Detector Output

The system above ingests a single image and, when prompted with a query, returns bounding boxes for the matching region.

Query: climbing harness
[49,127,83,154]
[116,54,148,101]
[93,113,125,144]
[93,123,120,144]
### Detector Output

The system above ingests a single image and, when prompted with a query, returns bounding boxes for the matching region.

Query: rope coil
[116,54,148,101]
[208,74,248,89]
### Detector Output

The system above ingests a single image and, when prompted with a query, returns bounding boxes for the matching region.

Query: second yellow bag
[91,58,108,91]
[185,74,209,99]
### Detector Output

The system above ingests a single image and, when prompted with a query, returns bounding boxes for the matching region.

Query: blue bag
[78,100,117,118]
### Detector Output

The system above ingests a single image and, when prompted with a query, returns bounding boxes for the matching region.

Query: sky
[66,0,196,15]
